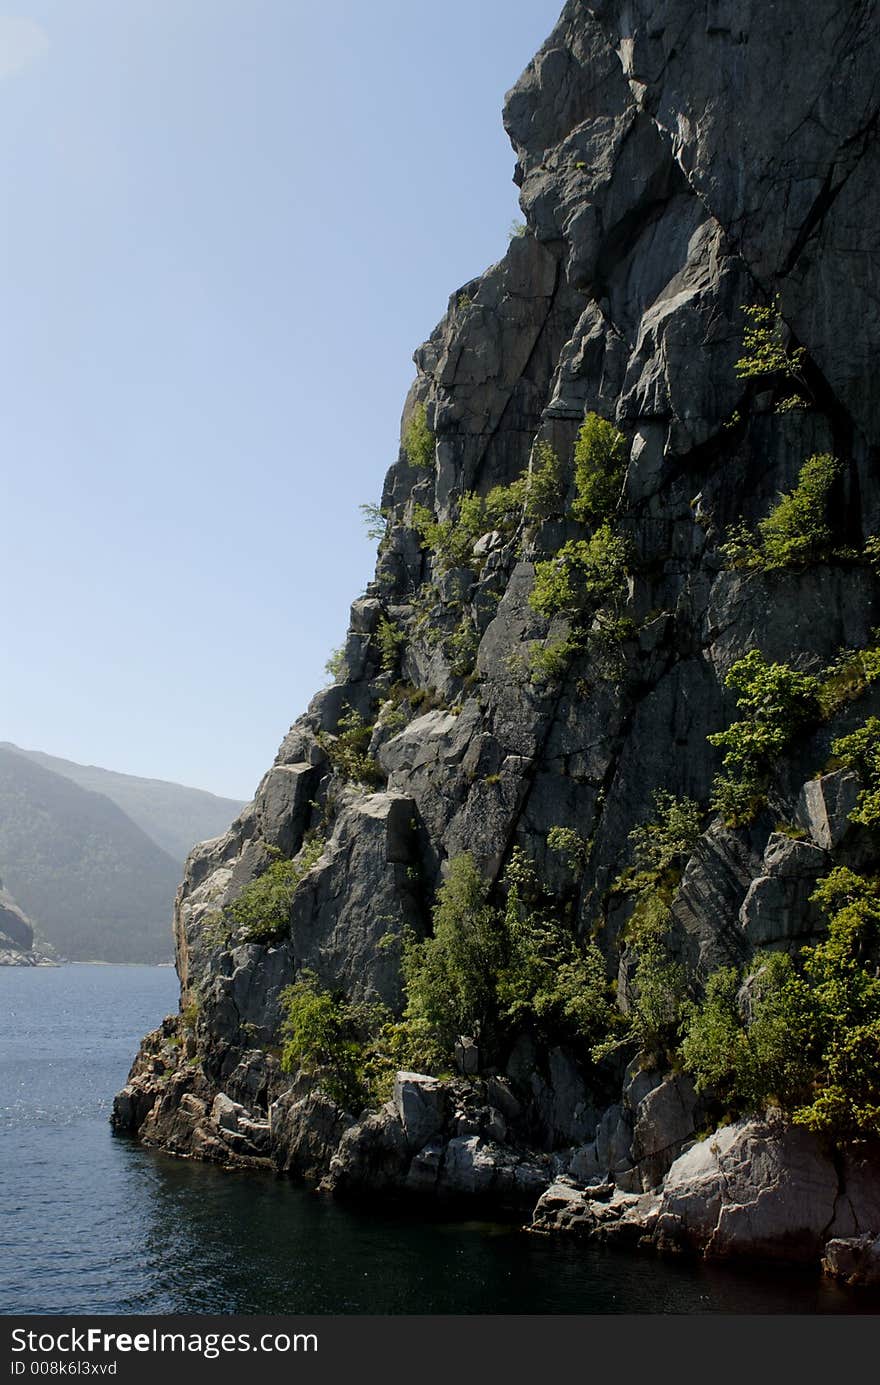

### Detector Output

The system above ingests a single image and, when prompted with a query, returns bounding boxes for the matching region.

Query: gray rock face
[655,1118,843,1262]
[796,771,861,851]
[269,1084,354,1180]
[738,833,829,949]
[115,0,880,1268]
[394,1072,448,1150]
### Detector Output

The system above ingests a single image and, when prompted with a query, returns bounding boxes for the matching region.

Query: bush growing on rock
[376,616,407,674]
[572,412,627,525]
[403,402,435,469]
[831,717,880,827]
[530,523,630,622]
[546,825,588,872]
[720,453,841,571]
[734,297,807,390]
[324,644,346,683]
[317,707,384,787]
[280,970,378,1110]
[402,849,622,1064]
[227,837,326,945]
[680,868,880,1139]
[523,441,566,523]
[402,853,505,1053]
[709,650,823,824]
[609,792,701,1059]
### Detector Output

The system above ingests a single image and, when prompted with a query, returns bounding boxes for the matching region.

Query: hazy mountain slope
[0,746,178,962]
[0,743,244,864]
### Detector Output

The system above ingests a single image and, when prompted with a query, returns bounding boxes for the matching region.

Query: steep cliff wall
[115,1,880,1278]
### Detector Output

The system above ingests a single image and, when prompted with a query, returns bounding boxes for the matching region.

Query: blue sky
[2,1,562,799]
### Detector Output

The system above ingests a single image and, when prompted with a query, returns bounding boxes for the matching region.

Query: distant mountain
[0,746,180,963]
[1,743,244,864]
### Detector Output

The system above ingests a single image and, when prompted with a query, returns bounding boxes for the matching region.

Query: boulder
[654,1117,841,1261]
[393,1072,448,1150]
[796,772,861,851]
[822,1235,880,1288]
[211,1092,248,1133]
[739,834,829,948]
[269,1085,354,1179]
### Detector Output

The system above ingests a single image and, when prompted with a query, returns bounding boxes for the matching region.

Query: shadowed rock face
[116,1,880,1268]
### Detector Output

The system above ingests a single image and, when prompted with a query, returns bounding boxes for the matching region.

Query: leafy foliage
[403,403,435,469]
[680,868,880,1139]
[360,502,389,543]
[447,615,480,678]
[227,837,326,944]
[318,708,384,787]
[607,792,702,1058]
[401,850,621,1063]
[630,942,689,1059]
[626,791,704,890]
[832,718,880,827]
[376,616,407,674]
[324,645,346,683]
[410,443,566,578]
[530,523,630,621]
[708,651,823,824]
[818,642,880,719]
[734,297,807,388]
[546,825,588,872]
[402,854,505,1052]
[524,441,566,523]
[412,496,489,571]
[528,636,578,686]
[572,412,628,525]
[720,454,841,571]
[280,970,383,1110]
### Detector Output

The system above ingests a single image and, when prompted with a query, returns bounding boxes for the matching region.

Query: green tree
[530,523,629,621]
[402,853,505,1051]
[734,297,807,386]
[572,412,627,525]
[280,970,375,1110]
[831,718,880,827]
[226,838,325,944]
[721,454,841,571]
[403,403,435,469]
[708,650,823,824]
[680,868,880,1139]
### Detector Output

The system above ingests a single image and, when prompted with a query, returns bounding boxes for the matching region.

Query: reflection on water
[1,965,876,1315]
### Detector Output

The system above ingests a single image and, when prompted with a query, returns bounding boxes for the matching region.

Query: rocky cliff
[0,876,55,966]
[114,0,880,1284]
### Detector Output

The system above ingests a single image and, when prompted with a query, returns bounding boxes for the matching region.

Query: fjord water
[0,965,873,1315]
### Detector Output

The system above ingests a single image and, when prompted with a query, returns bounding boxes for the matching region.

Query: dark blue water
[1,965,876,1315]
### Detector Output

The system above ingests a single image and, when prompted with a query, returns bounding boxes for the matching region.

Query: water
[1,964,876,1315]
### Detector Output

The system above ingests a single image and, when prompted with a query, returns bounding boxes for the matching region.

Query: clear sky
[2,1,562,799]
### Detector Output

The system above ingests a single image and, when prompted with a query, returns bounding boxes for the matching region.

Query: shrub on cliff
[680,867,880,1139]
[402,850,621,1062]
[721,453,841,571]
[280,970,379,1110]
[317,707,384,787]
[530,523,629,621]
[571,413,627,525]
[403,403,434,469]
[831,717,880,827]
[709,650,823,824]
[226,837,325,944]
[402,853,505,1052]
